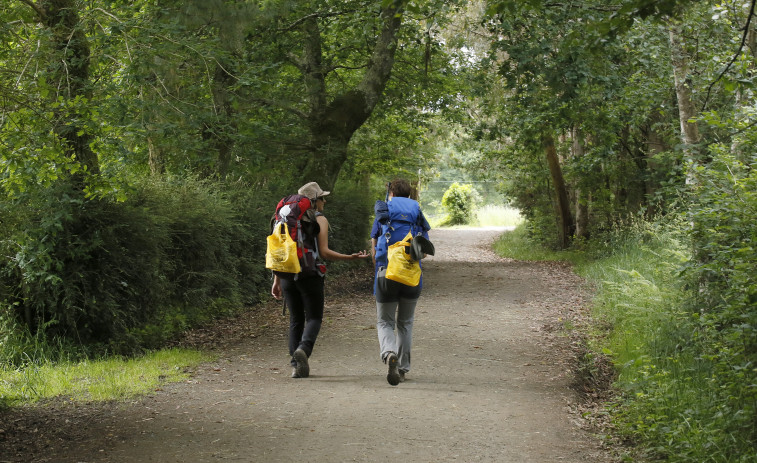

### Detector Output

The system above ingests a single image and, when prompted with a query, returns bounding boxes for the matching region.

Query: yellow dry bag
[385,232,421,286]
[265,222,301,273]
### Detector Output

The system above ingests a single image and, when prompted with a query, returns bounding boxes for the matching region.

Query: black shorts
[374,267,422,303]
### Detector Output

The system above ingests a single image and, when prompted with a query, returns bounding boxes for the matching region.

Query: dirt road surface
[0,228,612,462]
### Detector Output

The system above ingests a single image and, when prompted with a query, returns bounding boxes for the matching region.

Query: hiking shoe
[386,353,400,386]
[399,370,406,383]
[294,348,309,378]
[291,368,300,378]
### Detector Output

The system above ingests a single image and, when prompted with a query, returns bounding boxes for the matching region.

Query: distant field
[427,204,523,229]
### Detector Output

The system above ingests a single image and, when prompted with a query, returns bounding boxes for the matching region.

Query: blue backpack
[374,197,429,265]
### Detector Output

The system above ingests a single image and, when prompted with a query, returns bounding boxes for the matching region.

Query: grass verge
[0,348,212,406]
[491,221,707,461]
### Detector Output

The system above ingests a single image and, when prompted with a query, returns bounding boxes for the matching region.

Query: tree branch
[19,0,46,21]
[249,97,308,119]
[278,10,357,33]
[702,0,756,111]
[356,3,403,109]
[543,2,619,12]
[730,116,757,137]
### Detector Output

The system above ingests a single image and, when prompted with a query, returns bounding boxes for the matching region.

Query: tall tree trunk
[669,22,700,184]
[643,112,667,216]
[571,126,589,240]
[299,4,404,190]
[35,0,100,177]
[208,61,237,180]
[543,132,574,249]
[147,135,164,175]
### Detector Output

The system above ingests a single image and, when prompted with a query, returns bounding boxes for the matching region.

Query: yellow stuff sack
[266,222,301,273]
[385,232,421,286]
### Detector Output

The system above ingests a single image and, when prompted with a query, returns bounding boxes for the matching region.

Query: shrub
[441,182,481,225]
[0,176,274,361]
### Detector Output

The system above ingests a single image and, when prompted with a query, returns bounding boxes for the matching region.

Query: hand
[271,277,282,300]
[352,250,370,259]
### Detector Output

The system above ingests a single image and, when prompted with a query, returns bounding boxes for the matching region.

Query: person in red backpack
[271,181,369,378]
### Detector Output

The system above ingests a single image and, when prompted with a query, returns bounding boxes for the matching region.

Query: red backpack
[271,194,324,277]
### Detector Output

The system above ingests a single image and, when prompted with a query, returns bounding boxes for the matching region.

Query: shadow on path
[0,228,611,463]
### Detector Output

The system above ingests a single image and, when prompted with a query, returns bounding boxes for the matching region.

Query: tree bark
[208,61,237,180]
[299,4,404,189]
[571,126,589,240]
[147,135,164,175]
[642,112,667,215]
[669,23,700,183]
[543,132,574,249]
[37,0,100,177]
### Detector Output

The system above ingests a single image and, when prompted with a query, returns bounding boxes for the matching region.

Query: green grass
[491,220,757,462]
[572,226,689,373]
[492,223,585,262]
[474,204,524,227]
[0,348,212,406]
[429,204,524,229]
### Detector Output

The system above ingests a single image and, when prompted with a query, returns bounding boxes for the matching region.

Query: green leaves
[441,182,481,225]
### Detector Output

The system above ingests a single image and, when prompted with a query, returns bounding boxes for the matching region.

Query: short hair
[389,178,412,198]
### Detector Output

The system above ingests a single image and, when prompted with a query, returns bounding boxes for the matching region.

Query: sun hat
[410,235,435,261]
[298,182,330,200]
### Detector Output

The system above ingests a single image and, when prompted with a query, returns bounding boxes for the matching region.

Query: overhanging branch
[702,0,756,111]
[19,0,47,21]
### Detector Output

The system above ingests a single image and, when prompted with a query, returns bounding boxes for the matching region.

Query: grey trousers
[376,297,418,373]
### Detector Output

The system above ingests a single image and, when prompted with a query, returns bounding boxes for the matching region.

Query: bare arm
[316,215,369,261]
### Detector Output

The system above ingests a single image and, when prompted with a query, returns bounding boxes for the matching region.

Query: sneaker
[293,348,309,378]
[386,353,400,386]
[399,371,406,383]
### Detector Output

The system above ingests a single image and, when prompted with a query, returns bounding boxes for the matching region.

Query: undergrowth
[494,218,757,462]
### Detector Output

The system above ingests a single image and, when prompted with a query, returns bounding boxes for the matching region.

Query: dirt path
[1,228,612,462]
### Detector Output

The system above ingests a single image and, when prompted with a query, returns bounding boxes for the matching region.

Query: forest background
[1,0,756,461]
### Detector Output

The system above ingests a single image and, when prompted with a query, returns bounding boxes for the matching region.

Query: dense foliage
[2,0,757,459]
[1,0,449,361]
[0,177,274,359]
[475,0,757,460]
[440,182,481,225]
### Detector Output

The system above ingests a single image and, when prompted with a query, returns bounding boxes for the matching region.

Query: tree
[668,20,702,183]
[298,3,403,188]
[8,0,99,187]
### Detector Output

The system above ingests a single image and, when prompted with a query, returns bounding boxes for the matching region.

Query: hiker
[271,181,369,379]
[370,179,432,385]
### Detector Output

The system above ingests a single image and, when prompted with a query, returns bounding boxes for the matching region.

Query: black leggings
[280,275,325,365]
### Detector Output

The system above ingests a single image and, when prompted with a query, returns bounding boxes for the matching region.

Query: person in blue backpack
[370,179,432,386]
[271,181,369,379]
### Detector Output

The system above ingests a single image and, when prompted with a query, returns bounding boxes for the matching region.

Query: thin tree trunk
[571,126,589,240]
[36,0,100,177]
[209,61,236,180]
[643,113,667,216]
[543,132,574,249]
[669,23,700,183]
[147,135,164,175]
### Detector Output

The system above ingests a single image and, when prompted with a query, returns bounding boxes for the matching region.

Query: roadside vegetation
[0,349,210,407]
[495,192,756,462]
[2,1,756,460]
